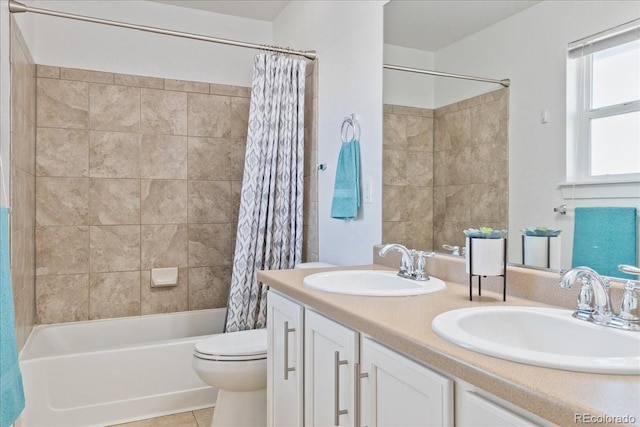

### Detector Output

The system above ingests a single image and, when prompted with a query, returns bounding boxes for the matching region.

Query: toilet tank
[294,262,336,269]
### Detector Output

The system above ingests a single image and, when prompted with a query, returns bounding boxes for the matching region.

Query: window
[567,20,640,183]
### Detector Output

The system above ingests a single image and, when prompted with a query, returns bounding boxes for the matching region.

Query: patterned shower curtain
[224,52,307,332]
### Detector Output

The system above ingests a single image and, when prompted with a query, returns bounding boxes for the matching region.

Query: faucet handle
[620,280,640,321]
[413,251,434,281]
[577,277,594,312]
[624,280,640,291]
[416,250,435,258]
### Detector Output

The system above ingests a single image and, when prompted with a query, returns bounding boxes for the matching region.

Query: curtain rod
[384,64,510,87]
[8,0,317,60]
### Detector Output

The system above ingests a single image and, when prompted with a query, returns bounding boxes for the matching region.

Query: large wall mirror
[382,0,640,280]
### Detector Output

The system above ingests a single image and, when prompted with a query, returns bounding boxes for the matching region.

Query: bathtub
[17,309,226,427]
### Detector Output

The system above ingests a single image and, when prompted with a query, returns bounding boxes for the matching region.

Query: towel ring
[341,114,360,143]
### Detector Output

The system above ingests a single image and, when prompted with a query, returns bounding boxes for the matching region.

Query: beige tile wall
[382,88,509,253]
[382,105,434,250]
[10,18,37,350]
[34,63,318,324]
[34,66,251,324]
[433,88,509,250]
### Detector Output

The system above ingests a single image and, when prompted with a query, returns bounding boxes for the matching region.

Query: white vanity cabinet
[265,283,563,427]
[360,337,454,426]
[267,290,455,427]
[267,291,304,427]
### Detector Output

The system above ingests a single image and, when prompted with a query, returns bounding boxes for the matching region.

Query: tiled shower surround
[34,64,318,324]
[383,88,509,252]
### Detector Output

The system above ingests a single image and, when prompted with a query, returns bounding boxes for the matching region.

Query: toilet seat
[194,328,267,362]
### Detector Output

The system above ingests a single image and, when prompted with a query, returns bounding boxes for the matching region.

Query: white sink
[432,306,640,375]
[303,270,446,297]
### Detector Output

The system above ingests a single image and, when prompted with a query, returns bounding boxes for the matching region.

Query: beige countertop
[258,263,640,427]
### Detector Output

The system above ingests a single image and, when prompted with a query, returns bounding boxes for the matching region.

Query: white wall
[383,43,435,109]
[434,0,640,268]
[0,0,9,208]
[20,0,273,86]
[274,1,385,266]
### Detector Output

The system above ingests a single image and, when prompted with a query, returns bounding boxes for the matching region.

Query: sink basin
[432,306,640,375]
[303,270,446,296]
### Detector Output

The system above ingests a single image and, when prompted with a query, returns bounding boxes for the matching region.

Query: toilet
[193,328,268,427]
[192,262,335,426]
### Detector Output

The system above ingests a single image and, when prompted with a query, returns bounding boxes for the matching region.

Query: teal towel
[331,139,361,219]
[0,206,25,427]
[572,207,638,278]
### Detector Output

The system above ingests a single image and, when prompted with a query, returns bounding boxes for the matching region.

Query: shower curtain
[224,52,306,332]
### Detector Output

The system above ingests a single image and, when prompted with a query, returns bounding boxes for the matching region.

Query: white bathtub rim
[20,333,217,363]
[20,308,226,361]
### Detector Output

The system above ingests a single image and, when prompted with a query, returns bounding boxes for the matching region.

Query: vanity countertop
[258,264,640,427]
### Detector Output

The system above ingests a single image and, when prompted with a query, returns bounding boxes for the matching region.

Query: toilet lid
[195,328,267,361]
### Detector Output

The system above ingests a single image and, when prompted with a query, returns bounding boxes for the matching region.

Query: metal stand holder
[468,237,507,301]
[521,235,552,268]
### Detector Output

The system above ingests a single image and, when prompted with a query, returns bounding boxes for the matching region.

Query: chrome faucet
[379,244,434,281]
[559,266,612,322]
[379,244,414,278]
[559,266,640,331]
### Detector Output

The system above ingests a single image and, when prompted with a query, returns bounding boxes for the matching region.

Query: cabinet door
[267,291,304,427]
[360,337,453,427]
[456,387,540,427]
[305,309,359,427]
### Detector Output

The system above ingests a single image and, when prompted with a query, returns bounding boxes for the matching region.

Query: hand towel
[572,207,638,278]
[1,206,25,427]
[331,139,361,219]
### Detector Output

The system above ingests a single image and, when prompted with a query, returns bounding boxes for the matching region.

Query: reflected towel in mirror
[572,207,638,278]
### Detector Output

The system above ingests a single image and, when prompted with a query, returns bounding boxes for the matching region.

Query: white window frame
[566,20,640,187]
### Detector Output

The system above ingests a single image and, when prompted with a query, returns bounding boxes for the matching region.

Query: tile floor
[111,407,213,427]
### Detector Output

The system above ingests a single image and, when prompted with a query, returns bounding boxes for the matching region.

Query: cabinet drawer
[456,388,539,427]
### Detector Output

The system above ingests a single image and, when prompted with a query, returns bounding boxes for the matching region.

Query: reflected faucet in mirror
[442,244,465,257]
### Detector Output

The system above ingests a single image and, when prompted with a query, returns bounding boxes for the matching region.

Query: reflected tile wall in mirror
[382,105,434,251]
[382,88,509,253]
[434,88,509,251]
